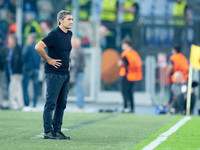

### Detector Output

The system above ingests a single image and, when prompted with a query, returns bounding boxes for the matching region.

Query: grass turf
[155,116,200,150]
[0,110,181,150]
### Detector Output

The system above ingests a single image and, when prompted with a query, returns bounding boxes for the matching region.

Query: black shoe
[55,131,71,140]
[44,131,59,139]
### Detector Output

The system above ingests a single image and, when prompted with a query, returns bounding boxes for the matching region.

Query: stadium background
[1,0,200,110]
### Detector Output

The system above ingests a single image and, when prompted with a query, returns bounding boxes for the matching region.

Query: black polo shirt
[42,27,72,75]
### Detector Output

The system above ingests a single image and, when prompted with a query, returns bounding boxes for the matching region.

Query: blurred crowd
[0,0,199,50]
[0,0,90,111]
[0,0,199,113]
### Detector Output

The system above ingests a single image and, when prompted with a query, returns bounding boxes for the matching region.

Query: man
[6,34,24,110]
[35,10,73,140]
[118,38,142,113]
[71,37,85,112]
[166,45,189,85]
[0,30,7,108]
[22,33,41,111]
[168,71,196,114]
[24,13,44,43]
[173,0,190,45]
[166,44,189,110]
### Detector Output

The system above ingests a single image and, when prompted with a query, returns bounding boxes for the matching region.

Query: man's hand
[70,77,76,83]
[47,58,62,68]
[117,59,123,67]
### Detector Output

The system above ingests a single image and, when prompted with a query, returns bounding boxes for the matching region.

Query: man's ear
[59,19,63,24]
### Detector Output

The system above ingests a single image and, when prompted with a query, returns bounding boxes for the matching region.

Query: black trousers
[173,25,185,45]
[119,76,135,111]
[43,73,70,133]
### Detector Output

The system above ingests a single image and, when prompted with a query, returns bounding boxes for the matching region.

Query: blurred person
[167,71,187,114]
[0,0,6,21]
[193,1,200,45]
[24,13,44,43]
[166,44,189,110]
[78,0,92,47]
[37,0,54,23]
[21,33,41,112]
[51,0,71,16]
[100,0,119,49]
[172,0,190,45]
[0,30,8,108]
[35,10,73,140]
[6,34,23,110]
[71,37,85,113]
[165,71,197,114]
[6,22,16,43]
[118,38,142,113]
[64,0,72,12]
[78,0,91,21]
[120,0,139,40]
[5,0,16,25]
[0,0,8,41]
[23,0,38,17]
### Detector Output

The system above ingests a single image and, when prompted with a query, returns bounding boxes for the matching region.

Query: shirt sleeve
[122,56,129,66]
[168,59,174,65]
[42,31,56,47]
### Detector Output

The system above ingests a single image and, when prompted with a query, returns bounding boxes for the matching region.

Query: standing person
[78,0,91,21]
[172,0,190,45]
[22,33,41,112]
[100,0,119,49]
[120,0,139,40]
[118,38,142,113]
[24,13,43,44]
[78,0,92,47]
[0,30,7,108]
[6,34,24,110]
[35,10,73,140]
[71,37,85,113]
[167,71,196,114]
[166,44,189,108]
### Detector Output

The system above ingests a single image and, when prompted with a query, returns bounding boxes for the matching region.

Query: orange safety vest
[119,50,142,81]
[170,53,189,83]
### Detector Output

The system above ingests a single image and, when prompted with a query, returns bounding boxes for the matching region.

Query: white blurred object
[40,21,51,36]
[181,85,187,93]
[22,106,32,112]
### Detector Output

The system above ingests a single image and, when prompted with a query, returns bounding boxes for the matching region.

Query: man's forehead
[66,15,73,19]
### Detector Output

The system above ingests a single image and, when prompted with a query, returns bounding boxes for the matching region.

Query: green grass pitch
[0,110,199,150]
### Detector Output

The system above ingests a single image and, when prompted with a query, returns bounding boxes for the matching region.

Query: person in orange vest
[166,45,189,84]
[118,38,142,113]
[165,44,189,110]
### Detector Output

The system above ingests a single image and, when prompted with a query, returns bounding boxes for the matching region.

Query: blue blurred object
[155,105,167,115]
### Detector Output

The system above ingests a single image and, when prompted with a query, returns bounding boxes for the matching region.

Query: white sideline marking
[30,133,44,139]
[142,116,191,150]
